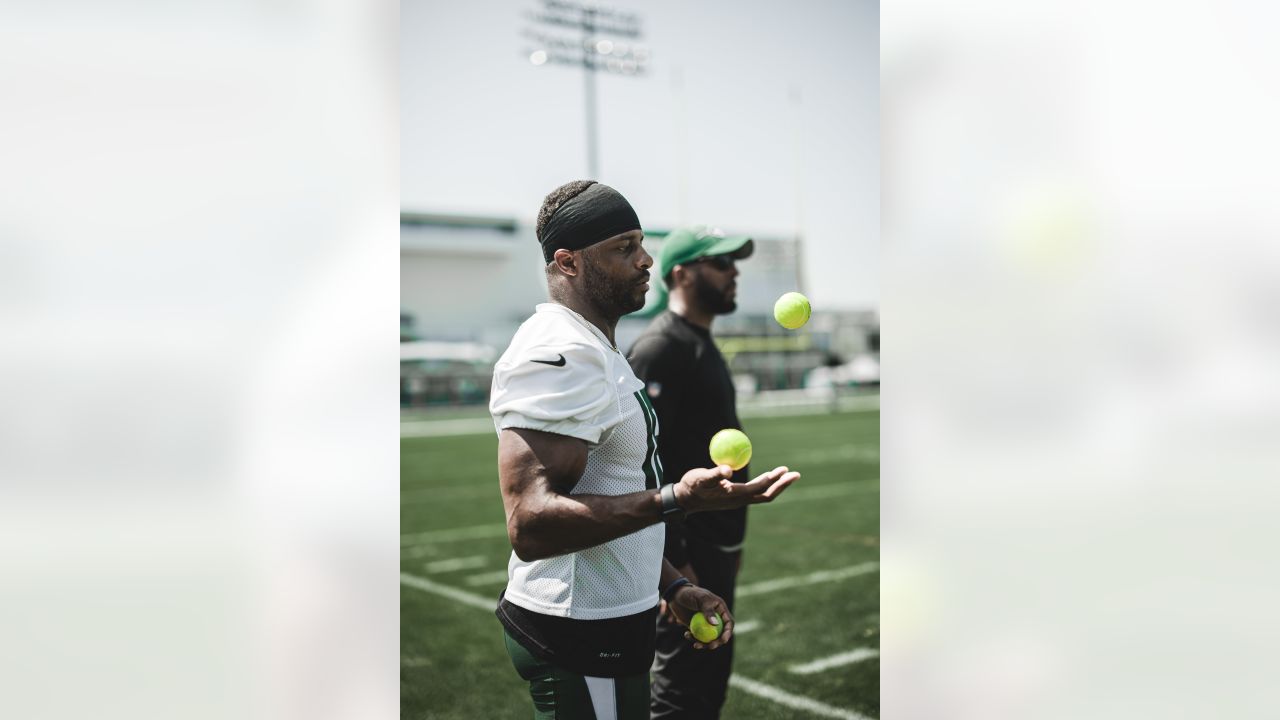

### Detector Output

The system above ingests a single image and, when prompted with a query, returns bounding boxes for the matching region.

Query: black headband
[539,182,641,262]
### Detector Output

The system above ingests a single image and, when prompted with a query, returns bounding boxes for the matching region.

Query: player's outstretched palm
[674,465,799,513]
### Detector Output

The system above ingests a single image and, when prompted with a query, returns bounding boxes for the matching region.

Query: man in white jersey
[490,180,801,719]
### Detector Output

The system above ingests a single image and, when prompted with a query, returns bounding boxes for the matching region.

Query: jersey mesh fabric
[491,304,664,620]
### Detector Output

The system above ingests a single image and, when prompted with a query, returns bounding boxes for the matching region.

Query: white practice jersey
[490,303,665,620]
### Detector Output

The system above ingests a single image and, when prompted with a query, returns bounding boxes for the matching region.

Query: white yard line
[835,394,880,413]
[401,418,494,438]
[424,556,488,573]
[739,394,879,419]
[401,545,442,560]
[465,569,511,586]
[732,619,762,634]
[789,648,880,675]
[401,523,507,546]
[737,562,879,598]
[401,572,496,611]
[728,675,872,720]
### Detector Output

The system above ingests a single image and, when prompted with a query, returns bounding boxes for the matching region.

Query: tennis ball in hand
[689,612,722,643]
[773,292,811,329]
[709,429,752,470]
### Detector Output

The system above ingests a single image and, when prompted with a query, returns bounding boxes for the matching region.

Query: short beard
[694,274,737,315]
[581,251,646,318]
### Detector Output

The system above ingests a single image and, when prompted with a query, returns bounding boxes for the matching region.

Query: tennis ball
[773,292,811,329]
[689,612,722,643]
[709,429,752,471]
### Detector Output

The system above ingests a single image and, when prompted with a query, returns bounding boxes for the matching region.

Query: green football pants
[503,630,650,720]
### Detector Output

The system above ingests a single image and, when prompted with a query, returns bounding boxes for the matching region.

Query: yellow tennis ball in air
[689,612,722,643]
[773,291,811,329]
[709,429,752,470]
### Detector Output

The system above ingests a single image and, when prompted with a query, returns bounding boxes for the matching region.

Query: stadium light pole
[523,0,646,179]
[790,82,808,296]
[583,6,598,178]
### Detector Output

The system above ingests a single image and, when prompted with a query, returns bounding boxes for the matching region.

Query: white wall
[400,224,547,346]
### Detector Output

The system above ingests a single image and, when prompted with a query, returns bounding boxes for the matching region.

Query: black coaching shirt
[626,311,749,566]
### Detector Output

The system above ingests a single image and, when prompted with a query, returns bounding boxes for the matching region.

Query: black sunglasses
[690,255,736,271]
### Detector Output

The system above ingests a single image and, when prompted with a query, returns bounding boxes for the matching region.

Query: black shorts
[504,629,651,720]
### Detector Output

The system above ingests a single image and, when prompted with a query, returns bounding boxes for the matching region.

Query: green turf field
[402,408,879,719]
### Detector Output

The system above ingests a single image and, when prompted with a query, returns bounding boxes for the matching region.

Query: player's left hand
[675,465,800,513]
[667,584,734,650]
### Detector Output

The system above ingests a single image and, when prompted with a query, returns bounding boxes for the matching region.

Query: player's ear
[671,264,693,289]
[551,248,580,278]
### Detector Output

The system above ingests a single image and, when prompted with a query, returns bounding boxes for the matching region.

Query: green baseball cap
[658,225,755,281]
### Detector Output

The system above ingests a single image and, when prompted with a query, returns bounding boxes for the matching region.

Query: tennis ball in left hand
[689,612,722,643]
[709,429,752,470]
[774,292,811,329]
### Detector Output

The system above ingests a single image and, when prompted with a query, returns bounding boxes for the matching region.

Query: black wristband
[659,483,685,523]
[662,577,691,602]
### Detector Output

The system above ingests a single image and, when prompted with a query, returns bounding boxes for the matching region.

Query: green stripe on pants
[503,630,650,719]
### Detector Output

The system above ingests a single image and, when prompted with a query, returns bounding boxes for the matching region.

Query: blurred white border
[884,1,1280,717]
[0,1,398,718]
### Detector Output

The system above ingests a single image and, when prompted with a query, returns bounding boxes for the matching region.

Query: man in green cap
[625,225,756,719]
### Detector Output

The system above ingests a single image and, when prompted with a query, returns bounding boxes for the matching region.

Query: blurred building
[401,214,877,408]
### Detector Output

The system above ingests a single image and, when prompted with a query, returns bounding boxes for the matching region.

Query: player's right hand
[667,584,735,651]
[674,465,800,513]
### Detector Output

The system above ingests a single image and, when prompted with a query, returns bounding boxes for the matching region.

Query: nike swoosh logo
[531,354,566,367]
